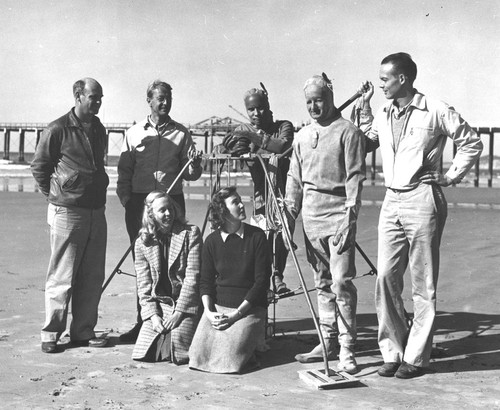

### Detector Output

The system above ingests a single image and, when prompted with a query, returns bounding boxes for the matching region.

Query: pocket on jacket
[54,161,81,191]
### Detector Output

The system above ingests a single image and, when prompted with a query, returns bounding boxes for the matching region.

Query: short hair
[147,80,172,99]
[72,78,101,98]
[303,75,332,93]
[139,191,186,245]
[303,74,335,106]
[381,52,417,84]
[73,80,87,98]
[243,88,270,110]
[209,186,238,230]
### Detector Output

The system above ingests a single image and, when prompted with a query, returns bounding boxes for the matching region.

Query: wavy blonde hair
[139,191,186,245]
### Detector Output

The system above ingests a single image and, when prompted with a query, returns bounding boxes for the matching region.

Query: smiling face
[151,197,174,233]
[304,85,335,124]
[148,86,172,121]
[379,63,405,100]
[244,93,272,129]
[223,193,246,224]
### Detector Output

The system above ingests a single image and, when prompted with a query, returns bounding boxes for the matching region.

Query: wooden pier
[0,122,498,187]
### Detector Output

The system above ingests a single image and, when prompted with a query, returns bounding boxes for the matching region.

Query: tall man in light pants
[32,78,109,353]
[360,52,483,379]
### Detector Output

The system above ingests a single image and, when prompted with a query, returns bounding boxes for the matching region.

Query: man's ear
[399,73,407,85]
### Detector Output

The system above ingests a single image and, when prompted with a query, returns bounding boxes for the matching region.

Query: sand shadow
[432,311,500,373]
[261,313,380,369]
[263,310,500,373]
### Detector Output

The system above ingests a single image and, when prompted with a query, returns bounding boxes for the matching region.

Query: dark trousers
[268,230,288,279]
[125,192,186,323]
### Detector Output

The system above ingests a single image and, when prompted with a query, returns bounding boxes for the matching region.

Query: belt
[387,186,418,193]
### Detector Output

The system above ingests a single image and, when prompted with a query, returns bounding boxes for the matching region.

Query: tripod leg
[101,241,134,294]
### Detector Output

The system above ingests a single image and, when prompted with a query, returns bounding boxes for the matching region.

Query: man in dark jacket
[32,78,109,353]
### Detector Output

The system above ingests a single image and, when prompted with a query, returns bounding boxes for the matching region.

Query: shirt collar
[220,223,245,242]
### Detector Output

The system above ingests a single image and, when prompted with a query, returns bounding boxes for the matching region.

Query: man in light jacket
[360,52,483,379]
[117,79,202,342]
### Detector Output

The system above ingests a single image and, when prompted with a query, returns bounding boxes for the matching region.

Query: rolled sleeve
[441,107,483,183]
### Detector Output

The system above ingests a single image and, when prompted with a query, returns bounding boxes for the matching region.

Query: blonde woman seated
[132,191,202,364]
[189,186,271,373]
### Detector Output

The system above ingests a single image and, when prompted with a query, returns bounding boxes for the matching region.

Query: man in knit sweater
[284,75,367,374]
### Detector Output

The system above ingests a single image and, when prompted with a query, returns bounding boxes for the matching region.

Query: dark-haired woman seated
[189,186,271,373]
[132,191,201,364]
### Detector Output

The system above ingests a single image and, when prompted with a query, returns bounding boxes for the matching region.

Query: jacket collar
[67,107,102,129]
[383,90,427,114]
[144,115,175,131]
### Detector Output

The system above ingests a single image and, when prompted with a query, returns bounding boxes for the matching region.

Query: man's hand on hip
[419,170,453,186]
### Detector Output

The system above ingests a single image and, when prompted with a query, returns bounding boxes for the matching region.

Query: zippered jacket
[31,108,109,209]
[116,117,202,206]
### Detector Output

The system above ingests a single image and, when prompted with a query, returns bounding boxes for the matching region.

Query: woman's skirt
[132,298,198,364]
[188,304,266,374]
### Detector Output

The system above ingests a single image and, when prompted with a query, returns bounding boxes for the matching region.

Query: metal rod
[256,153,331,376]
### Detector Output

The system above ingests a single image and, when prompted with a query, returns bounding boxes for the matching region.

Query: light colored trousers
[305,233,357,349]
[41,204,107,343]
[376,183,447,367]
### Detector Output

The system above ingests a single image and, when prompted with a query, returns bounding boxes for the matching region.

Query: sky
[1,0,499,131]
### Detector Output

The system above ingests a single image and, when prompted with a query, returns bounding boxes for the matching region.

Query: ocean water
[0,172,255,198]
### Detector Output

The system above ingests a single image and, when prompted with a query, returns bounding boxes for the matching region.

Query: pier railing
[1,123,498,187]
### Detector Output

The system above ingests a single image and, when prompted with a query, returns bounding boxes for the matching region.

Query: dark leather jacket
[31,108,109,209]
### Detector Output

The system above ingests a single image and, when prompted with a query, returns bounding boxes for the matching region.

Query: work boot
[337,346,358,374]
[295,338,337,363]
[119,322,142,343]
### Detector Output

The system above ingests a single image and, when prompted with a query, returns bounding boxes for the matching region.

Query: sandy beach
[1,179,499,409]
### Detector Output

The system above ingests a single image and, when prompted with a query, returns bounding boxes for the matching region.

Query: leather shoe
[395,362,425,379]
[377,362,400,377]
[119,323,142,342]
[72,338,108,348]
[41,341,58,353]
